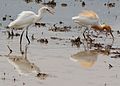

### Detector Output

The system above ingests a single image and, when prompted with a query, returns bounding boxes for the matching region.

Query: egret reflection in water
[2,45,48,80]
[70,50,109,68]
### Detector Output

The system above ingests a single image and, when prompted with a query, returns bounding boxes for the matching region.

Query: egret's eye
[46,9,49,11]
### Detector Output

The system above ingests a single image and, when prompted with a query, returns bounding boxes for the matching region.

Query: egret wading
[8,6,54,54]
[72,10,114,39]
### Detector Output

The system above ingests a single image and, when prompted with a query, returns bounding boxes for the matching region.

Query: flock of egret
[8,6,114,53]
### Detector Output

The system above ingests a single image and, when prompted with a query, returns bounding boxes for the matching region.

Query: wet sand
[0,0,120,86]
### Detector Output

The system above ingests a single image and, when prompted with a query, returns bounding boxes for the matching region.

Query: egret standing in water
[72,10,114,39]
[8,6,54,53]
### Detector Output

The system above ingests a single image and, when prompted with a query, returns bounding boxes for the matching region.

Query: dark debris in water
[43,0,56,8]
[111,54,120,58]
[71,37,82,48]
[36,72,48,80]
[109,64,113,69]
[50,37,65,40]
[37,38,48,44]
[81,1,85,7]
[49,23,71,32]
[24,0,42,3]
[2,15,13,22]
[61,3,67,7]
[31,34,48,44]
[104,2,115,8]
[35,22,46,27]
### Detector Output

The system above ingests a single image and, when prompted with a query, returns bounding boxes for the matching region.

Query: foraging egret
[72,10,114,39]
[8,6,54,53]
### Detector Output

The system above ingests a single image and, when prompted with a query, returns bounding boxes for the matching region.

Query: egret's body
[8,7,53,29]
[8,6,54,53]
[72,10,114,38]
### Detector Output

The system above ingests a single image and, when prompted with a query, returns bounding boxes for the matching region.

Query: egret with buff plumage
[72,10,114,39]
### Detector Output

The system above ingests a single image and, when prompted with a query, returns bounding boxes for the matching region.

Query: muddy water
[0,0,120,86]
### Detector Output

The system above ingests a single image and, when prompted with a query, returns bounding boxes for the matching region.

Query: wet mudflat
[0,0,120,86]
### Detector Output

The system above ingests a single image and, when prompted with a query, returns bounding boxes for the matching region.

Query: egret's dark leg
[109,30,114,39]
[11,29,14,39]
[7,45,12,55]
[20,30,25,55]
[109,30,114,44]
[83,27,88,40]
[24,44,28,59]
[26,26,30,45]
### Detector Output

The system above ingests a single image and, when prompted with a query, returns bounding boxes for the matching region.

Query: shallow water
[0,0,120,86]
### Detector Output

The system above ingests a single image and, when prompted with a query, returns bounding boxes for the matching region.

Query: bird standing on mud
[72,10,114,39]
[8,6,54,54]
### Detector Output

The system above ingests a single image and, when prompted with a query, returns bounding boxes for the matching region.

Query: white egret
[72,10,114,39]
[8,6,54,53]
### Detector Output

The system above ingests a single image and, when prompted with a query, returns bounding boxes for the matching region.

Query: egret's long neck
[37,8,44,19]
[96,21,102,26]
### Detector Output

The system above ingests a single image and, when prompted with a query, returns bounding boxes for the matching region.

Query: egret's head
[101,24,112,31]
[39,6,55,15]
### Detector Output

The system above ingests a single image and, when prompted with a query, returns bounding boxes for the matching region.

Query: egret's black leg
[11,29,14,39]
[7,45,12,55]
[109,30,114,39]
[83,27,88,40]
[26,26,30,45]
[20,30,25,55]
[24,44,28,59]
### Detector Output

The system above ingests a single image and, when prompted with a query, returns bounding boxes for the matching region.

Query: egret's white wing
[17,11,36,19]
[9,11,36,28]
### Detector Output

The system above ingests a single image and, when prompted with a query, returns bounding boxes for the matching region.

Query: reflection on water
[70,49,109,68]
[71,50,98,68]
[7,55,40,75]
[1,45,48,80]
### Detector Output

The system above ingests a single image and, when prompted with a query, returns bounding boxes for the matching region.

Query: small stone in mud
[61,3,67,7]
[31,34,36,40]
[23,82,25,85]
[82,1,85,7]
[10,19,14,21]
[13,78,16,82]
[117,30,120,34]
[2,17,6,21]
[109,64,113,69]
[59,21,63,24]
[44,39,48,43]
[37,38,48,44]
[1,77,5,80]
